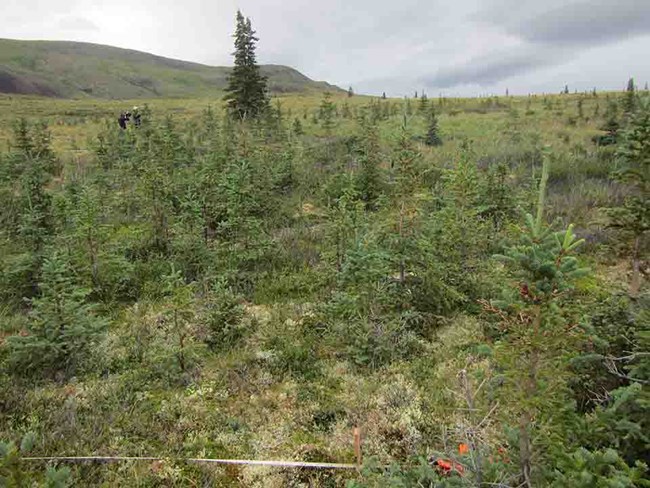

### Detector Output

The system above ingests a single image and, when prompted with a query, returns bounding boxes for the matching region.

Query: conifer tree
[224,10,269,120]
[341,102,351,118]
[292,117,304,136]
[19,154,52,253]
[161,267,198,374]
[325,178,365,272]
[489,158,589,486]
[480,162,514,231]
[382,92,387,100]
[624,77,636,115]
[70,187,105,291]
[606,98,649,296]
[12,121,57,255]
[199,105,220,152]
[319,92,336,135]
[418,93,429,114]
[393,115,420,193]
[577,97,584,120]
[424,107,442,146]
[7,253,108,377]
[355,116,384,210]
[389,116,422,283]
[347,86,354,97]
[12,118,33,156]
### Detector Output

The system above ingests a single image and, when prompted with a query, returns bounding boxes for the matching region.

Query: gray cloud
[417,0,650,91]
[422,47,565,88]
[479,0,650,47]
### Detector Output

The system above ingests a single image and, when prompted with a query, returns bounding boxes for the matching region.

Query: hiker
[118,112,130,129]
[132,106,142,127]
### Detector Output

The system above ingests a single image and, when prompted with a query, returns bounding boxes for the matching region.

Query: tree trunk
[630,235,641,298]
[399,202,405,284]
[519,411,533,488]
[87,230,99,288]
[519,305,541,488]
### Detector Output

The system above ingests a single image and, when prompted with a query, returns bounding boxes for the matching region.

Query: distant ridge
[0,39,342,99]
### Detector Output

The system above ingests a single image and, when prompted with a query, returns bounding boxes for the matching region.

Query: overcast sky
[3,0,650,96]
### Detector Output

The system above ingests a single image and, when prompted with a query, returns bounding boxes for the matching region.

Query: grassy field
[0,89,646,487]
[0,90,613,229]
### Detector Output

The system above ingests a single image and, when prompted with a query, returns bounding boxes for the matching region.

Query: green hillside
[0,39,342,99]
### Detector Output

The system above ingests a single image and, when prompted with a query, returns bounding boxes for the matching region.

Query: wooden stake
[353,427,362,467]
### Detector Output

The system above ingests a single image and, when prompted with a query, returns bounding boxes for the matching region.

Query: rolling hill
[0,39,342,99]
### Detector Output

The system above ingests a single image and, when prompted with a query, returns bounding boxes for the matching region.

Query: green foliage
[202,279,246,350]
[160,266,200,375]
[12,120,56,253]
[551,448,649,487]
[606,97,650,294]
[479,162,516,231]
[571,294,639,411]
[392,116,422,195]
[354,116,385,210]
[291,117,304,136]
[424,108,442,147]
[1,432,72,487]
[348,457,443,487]
[418,93,429,115]
[489,158,590,485]
[443,141,480,209]
[593,116,620,146]
[494,218,588,302]
[323,177,366,272]
[319,92,337,135]
[5,253,108,378]
[0,91,647,486]
[624,78,637,115]
[267,334,321,380]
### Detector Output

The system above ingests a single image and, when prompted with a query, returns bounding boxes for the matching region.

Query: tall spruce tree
[418,93,429,114]
[355,115,384,210]
[319,92,336,135]
[606,98,650,296]
[490,158,589,486]
[424,107,442,146]
[624,77,636,115]
[224,10,269,120]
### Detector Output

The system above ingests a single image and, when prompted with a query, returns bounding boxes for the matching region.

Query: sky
[3,0,650,97]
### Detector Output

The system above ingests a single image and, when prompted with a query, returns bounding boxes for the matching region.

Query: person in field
[132,106,142,127]
[118,112,130,129]
[118,107,141,129]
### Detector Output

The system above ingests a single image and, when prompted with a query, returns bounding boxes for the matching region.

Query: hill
[0,39,342,99]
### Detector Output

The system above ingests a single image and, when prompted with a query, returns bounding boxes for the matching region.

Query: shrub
[5,253,107,378]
